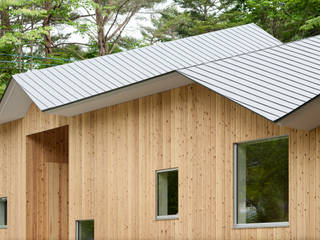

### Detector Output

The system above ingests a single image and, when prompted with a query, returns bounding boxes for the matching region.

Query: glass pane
[77,220,94,240]
[157,170,178,216]
[237,137,288,224]
[0,198,7,226]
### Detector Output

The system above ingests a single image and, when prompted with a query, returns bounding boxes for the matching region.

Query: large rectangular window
[76,220,94,240]
[156,168,178,220]
[234,136,289,228]
[0,197,7,228]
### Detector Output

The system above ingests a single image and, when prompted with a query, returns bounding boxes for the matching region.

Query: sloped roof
[12,23,280,111]
[178,35,320,122]
[2,23,320,130]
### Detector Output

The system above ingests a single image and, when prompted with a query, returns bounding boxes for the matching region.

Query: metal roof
[3,23,320,130]
[178,34,320,122]
[12,23,281,112]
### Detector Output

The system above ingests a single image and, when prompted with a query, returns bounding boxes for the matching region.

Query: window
[0,197,7,228]
[76,220,94,240]
[234,136,289,228]
[156,168,178,220]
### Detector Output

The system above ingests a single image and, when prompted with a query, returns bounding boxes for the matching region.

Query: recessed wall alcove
[26,126,69,240]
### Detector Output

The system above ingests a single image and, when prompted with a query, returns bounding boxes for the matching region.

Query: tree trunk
[30,7,34,70]
[43,1,53,56]
[0,8,10,37]
[96,8,107,56]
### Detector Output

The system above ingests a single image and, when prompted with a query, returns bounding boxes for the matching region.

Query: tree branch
[105,0,131,39]
[108,13,131,54]
[83,6,96,22]
[105,5,140,42]
[54,14,96,22]
[52,42,91,47]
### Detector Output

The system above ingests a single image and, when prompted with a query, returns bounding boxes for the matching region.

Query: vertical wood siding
[26,126,68,240]
[0,83,319,239]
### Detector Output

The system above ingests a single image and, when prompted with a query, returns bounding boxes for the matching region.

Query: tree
[235,0,320,42]
[143,0,320,43]
[141,7,184,43]
[0,0,50,93]
[141,0,244,43]
[301,16,320,34]
[40,0,80,56]
[0,0,81,56]
[76,0,165,56]
[0,0,81,95]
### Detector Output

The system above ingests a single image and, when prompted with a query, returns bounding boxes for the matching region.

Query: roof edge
[45,71,192,116]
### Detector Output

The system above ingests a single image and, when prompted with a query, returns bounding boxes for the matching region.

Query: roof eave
[0,79,32,125]
[45,72,192,116]
[276,95,320,131]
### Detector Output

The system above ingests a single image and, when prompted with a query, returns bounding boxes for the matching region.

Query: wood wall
[0,83,319,239]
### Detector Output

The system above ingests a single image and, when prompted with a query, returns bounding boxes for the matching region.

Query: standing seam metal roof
[13,23,281,112]
[178,35,320,121]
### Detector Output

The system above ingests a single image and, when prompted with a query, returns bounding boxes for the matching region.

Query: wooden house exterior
[0,24,319,239]
[0,83,319,239]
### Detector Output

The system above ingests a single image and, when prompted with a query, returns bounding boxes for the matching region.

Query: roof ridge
[178,34,320,71]
[14,23,263,77]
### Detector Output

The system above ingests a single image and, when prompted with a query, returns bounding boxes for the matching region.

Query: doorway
[26,126,69,240]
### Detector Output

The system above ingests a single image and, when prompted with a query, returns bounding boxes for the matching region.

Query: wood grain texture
[26,126,68,240]
[0,83,319,239]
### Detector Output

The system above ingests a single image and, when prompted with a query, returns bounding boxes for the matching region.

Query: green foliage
[118,36,147,50]
[301,16,320,32]
[0,27,50,48]
[142,0,245,42]
[238,0,320,42]
[0,45,21,95]
[143,0,320,43]
[141,7,182,43]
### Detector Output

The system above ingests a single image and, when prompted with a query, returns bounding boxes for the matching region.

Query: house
[0,23,319,239]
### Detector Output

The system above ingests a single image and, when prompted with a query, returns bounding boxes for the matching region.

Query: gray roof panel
[47,67,93,97]
[200,61,306,105]
[179,34,320,121]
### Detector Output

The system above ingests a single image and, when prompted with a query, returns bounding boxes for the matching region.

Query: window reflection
[237,136,288,224]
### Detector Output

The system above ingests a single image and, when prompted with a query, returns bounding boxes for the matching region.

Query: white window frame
[233,135,289,229]
[0,197,7,229]
[76,219,94,240]
[156,168,178,220]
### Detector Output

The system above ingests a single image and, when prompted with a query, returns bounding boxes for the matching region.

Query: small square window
[0,197,7,228]
[156,168,178,220]
[76,220,94,240]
